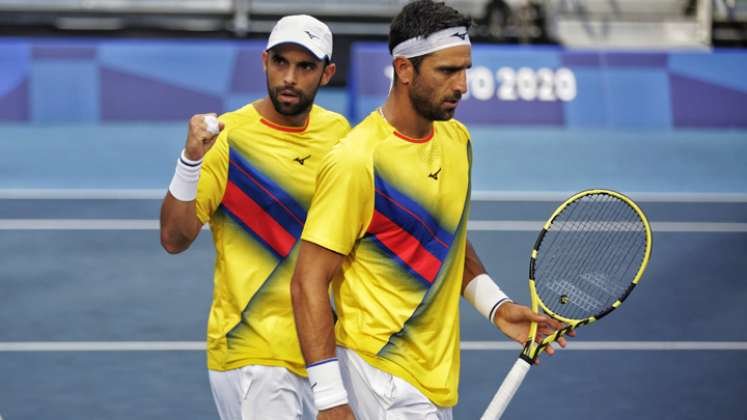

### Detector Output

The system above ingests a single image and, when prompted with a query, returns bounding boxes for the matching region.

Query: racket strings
[538,205,614,318]
[534,193,647,320]
[574,197,638,310]
[534,196,593,288]
[554,196,620,297]
[535,197,601,317]
[563,197,619,316]
[596,207,647,303]
[537,197,607,316]
[552,196,643,318]
[538,194,618,316]
[564,196,640,315]
[597,199,647,289]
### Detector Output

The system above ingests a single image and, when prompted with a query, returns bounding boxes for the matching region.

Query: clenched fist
[184,113,224,161]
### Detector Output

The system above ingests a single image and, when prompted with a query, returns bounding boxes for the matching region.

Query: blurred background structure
[0,0,746,46]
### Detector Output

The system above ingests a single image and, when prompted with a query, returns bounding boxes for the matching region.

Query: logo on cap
[304,31,319,40]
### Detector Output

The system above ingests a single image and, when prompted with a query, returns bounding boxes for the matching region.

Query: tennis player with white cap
[160,14,350,420]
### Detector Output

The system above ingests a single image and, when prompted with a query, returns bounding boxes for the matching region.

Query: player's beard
[409,75,461,121]
[267,77,322,116]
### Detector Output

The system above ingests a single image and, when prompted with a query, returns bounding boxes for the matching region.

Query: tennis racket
[481,189,652,419]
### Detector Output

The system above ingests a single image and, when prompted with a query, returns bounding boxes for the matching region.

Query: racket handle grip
[481,358,531,420]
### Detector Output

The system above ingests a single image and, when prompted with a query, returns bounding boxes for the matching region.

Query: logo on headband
[392,26,471,58]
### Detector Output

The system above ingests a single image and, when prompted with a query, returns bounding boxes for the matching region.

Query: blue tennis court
[0,195,745,419]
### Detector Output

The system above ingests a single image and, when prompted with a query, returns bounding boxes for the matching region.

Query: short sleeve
[451,119,471,143]
[337,116,352,136]
[195,123,230,224]
[301,144,373,255]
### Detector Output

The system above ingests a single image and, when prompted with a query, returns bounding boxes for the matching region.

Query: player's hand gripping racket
[481,189,652,419]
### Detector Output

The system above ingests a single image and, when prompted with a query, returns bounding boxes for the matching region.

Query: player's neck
[254,97,309,128]
[381,89,433,140]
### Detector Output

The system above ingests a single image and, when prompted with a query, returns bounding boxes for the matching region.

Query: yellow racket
[482,189,652,419]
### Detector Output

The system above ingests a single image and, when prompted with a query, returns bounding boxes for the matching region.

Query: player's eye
[299,62,316,71]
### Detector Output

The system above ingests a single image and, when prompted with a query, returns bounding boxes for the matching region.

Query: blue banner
[2,38,745,129]
[0,38,268,122]
[349,42,747,129]
[0,38,745,192]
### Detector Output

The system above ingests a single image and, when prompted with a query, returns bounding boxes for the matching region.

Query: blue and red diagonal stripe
[366,174,455,286]
[220,148,306,258]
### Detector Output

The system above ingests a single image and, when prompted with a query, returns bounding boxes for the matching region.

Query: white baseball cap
[266,15,333,61]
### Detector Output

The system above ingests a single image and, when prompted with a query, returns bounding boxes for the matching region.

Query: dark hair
[388,0,472,72]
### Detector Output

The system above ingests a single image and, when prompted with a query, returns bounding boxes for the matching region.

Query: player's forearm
[290,240,343,362]
[293,291,337,361]
[159,193,202,254]
[462,240,488,294]
[291,241,350,412]
[462,239,513,325]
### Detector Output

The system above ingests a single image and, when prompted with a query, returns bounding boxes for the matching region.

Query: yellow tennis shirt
[302,110,472,407]
[195,103,351,376]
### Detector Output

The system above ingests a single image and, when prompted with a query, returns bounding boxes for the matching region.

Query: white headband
[392,26,471,58]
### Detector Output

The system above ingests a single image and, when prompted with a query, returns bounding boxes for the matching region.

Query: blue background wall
[0,38,346,122]
[0,38,745,193]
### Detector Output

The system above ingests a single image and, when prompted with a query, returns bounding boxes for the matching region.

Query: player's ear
[393,56,413,85]
[261,51,269,72]
[320,62,336,86]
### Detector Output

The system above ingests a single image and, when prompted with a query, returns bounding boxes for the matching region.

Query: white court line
[472,191,747,203]
[0,341,745,352]
[0,341,204,351]
[1,219,745,233]
[467,221,747,233]
[0,219,160,230]
[0,189,164,200]
[461,341,747,351]
[2,189,747,203]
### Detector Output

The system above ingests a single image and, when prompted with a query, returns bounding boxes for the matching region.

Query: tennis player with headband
[160,15,350,419]
[291,1,570,419]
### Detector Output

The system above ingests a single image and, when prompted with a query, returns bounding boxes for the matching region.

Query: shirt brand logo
[294,155,311,165]
[428,168,442,180]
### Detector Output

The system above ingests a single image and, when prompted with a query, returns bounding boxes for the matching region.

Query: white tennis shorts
[337,346,453,420]
[208,365,316,420]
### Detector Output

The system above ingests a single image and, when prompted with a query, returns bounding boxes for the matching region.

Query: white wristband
[464,273,512,323]
[168,149,202,201]
[306,358,348,411]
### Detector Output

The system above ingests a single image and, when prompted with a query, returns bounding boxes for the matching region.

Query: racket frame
[482,189,652,420]
[522,189,652,363]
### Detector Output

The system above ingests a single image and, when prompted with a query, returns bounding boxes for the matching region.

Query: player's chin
[434,107,456,121]
[439,102,459,119]
[276,103,308,116]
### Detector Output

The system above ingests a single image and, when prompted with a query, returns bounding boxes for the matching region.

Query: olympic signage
[348,42,747,129]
